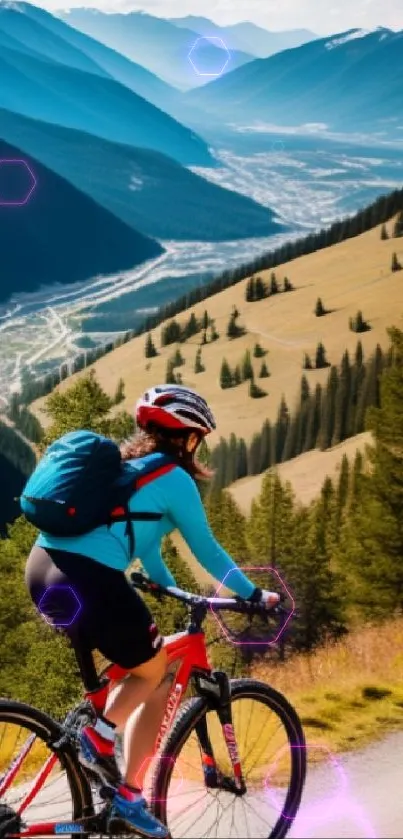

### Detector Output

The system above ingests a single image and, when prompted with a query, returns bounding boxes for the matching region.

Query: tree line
[210,340,390,491]
[14,188,403,408]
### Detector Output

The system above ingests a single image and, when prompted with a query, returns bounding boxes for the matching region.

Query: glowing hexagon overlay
[265,741,377,837]
[188,36,231,78]
[38,585,82,628]
[271,140,286,153]
[211,566,295,646]
[135,754,183,803]
[0,159,37,206]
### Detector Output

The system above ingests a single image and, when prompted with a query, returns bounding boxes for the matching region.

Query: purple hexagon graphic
[0,159,37,206]
[188,36,231,78]
[38,585,82,628]
[210,565,295,646]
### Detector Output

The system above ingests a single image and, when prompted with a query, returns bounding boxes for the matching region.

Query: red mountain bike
[0,572,306,839]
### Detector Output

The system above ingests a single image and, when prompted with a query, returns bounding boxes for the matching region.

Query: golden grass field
[32,218,403,450]
[253,616,403,758]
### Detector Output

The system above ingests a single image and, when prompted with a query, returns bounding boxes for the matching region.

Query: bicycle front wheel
[152,679,306,839]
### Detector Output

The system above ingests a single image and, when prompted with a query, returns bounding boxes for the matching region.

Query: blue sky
[41,0,402,35]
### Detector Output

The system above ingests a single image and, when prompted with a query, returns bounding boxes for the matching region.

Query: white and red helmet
[135,384,216,436]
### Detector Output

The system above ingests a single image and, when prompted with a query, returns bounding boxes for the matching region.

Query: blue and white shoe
[108,787,169,838]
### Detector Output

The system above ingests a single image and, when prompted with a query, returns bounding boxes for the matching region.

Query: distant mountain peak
[324,27,391,50]
[0,1,25,12]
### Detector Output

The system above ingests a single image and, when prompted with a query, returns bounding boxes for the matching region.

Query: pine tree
[247,433,262,475]
[350,310,370,333]
[318,366,339,450]
[194,348,205,374]
[171,348,185,368]
[241,350,254,381]
[201,310,209,331]
[274,396,290,463]
[341,327,403,616]
[315,342,329,369]
[226,309,245,339]
[145,333,158,358]
[259,361,270,378]
[314,297,326,317]
[165,359,176,384]
[391,252,402,272]
[249,379,267,399]
[331,351,351,446]
[393,210,403,238]
[253,342,266,358]
[269,273,279,295]
[220,359,233,390]
[210,324,219,342]
[236,439,248,479]
[283,277,293,292]
[303,353,313,370]
[114,377,125,405]
[233,365,242,386]
[245,276,256,302]
[259,419,273,472]
[295,375,311,455]
[255,276,266,300]
[304,384,322,452]
[380,223,389,240]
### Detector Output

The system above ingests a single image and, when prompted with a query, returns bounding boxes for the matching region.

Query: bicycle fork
[195,672,246,795]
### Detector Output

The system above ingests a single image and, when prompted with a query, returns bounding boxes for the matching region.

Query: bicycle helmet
[135,384,216,435]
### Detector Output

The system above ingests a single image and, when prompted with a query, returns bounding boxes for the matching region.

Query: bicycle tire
[152,679,306,839]
[0,699,92,836]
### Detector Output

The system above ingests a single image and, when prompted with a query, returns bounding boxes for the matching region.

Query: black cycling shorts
[25,546,163,670]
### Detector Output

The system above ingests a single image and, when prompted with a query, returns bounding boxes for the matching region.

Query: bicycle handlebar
[129,570,289,621]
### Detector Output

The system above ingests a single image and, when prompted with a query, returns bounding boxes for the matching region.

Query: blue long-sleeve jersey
[36,463,255,599]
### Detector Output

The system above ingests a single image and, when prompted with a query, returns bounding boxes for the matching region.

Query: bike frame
[3,626,235,837]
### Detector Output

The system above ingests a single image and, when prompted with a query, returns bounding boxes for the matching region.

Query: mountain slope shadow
[0,138,163,303]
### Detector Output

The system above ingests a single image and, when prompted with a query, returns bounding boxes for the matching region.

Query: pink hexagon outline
[134,754,183,803]
[264,740,377,837]
[0,159,37,206]
[188,36,231,78]
[38,584,82,628]
[210,566,295,646]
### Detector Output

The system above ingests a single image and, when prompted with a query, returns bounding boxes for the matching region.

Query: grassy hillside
[229,431,372,513]
[32,216,403,444]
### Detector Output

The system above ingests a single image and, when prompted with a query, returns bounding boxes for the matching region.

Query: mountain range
[0,137,162,303]
[168,16,318,58]
[0,107,280,242]
[0,2,212,167]
[185,28,403,134]
[58,8,256,89]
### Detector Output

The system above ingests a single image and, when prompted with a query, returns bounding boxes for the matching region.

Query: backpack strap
[109,461,177,558]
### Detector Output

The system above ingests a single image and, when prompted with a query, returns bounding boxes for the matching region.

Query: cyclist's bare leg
[103,647,170,787]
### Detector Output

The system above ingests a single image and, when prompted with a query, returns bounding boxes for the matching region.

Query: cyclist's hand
[248,586,280,610]
[260,589,281,610]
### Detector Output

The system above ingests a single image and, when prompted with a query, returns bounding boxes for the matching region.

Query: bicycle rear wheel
[0,700,92,838]
[152,679,306,839]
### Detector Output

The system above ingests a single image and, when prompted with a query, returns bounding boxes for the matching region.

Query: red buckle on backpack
[111,506,125,518]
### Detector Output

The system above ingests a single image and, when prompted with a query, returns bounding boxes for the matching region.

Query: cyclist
[25,384,279,839]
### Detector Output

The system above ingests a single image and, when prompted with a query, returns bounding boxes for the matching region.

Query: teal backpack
[20,430,174,555]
